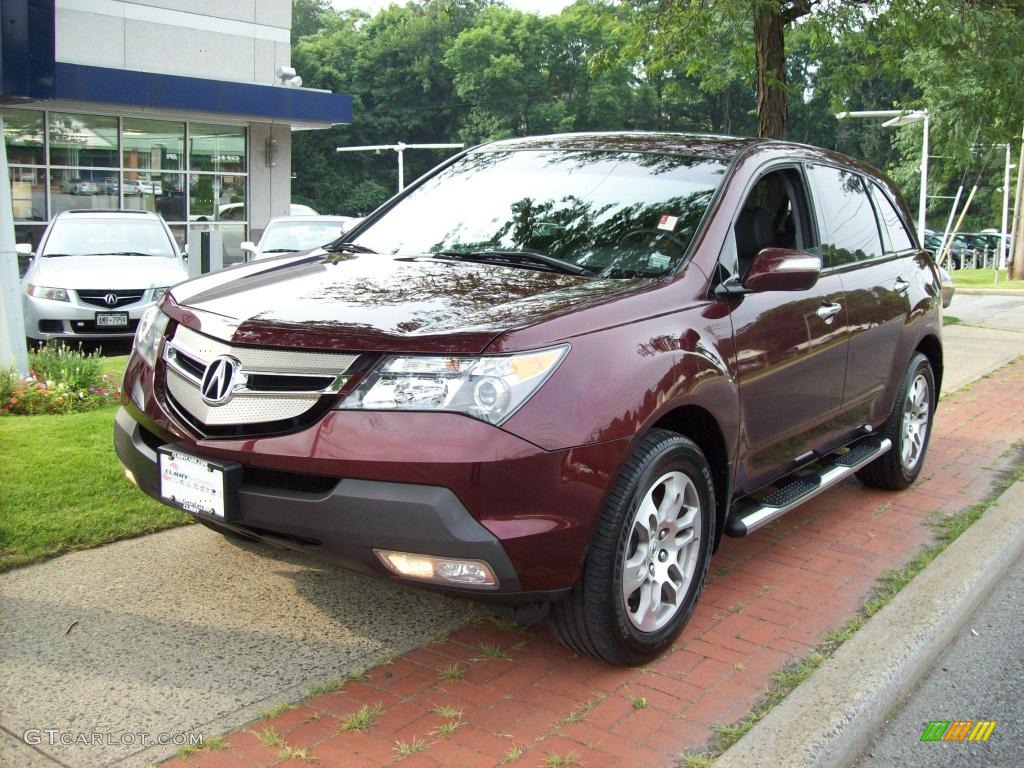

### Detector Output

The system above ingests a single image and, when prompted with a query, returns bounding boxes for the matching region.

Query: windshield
[353,149,728,279]
[260,221,350,252]
[42,217,176,258]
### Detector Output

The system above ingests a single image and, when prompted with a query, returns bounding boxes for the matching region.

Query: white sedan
[20,210,188,341]
[241,215,357,261]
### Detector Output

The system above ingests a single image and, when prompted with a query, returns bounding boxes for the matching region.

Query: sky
[329,0,574,16]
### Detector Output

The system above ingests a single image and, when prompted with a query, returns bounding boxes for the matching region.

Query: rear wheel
[548,429,714,665]
[857,352,935,490]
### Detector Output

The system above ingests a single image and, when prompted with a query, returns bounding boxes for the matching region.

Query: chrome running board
[725,435,893,537]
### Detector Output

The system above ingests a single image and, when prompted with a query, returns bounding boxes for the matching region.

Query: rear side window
[868,182,915,253]
[806,164,883,267]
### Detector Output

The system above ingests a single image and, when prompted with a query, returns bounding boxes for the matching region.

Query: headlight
[339,345,568,425]
[151,287,170,302]
[134,305,170,368]
[26,285,69,302]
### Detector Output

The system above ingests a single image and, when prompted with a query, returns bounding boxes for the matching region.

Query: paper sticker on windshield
[658,214,679,231]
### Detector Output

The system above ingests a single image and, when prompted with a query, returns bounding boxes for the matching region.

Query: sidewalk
[159,357,1024,768]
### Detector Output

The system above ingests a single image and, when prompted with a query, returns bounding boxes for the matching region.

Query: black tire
[548,429,715,665]
[857,352,936,490]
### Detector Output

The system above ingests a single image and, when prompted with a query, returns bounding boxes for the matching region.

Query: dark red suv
[115,133,943,665]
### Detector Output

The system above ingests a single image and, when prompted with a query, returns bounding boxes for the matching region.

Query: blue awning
[52,63,352,126]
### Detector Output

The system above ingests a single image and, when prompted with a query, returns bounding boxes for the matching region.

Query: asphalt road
[854,554,1024,768]
[940,292,1024,394]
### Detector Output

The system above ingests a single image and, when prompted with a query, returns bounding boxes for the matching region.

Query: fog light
[374,549,498,587]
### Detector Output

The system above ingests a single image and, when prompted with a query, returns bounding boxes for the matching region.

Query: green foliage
[2,347,123,415]
[290,0,1024,234]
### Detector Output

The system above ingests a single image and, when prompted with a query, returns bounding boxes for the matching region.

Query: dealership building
[1,0,352,272]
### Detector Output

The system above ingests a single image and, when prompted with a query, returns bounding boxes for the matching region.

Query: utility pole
[0,116,29,376]
[336,142,465,193]
[999,143,1011,269]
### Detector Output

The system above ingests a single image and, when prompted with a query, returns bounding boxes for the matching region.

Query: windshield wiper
[42,253,76,258]
[262,248,299,254]
[323,241,377,254]
[83,251,157,257]
[435,249,594,277]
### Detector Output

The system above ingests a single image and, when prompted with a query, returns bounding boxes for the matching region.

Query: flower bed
[1,345,122,415]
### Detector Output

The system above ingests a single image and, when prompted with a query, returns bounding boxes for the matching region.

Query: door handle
[816,301,842,321]
[894,277,910,294]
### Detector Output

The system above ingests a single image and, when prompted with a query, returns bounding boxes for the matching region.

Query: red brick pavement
[164,359,1024,768]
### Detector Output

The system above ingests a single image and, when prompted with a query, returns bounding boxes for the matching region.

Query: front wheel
[548,430,715,665]
[857,352,936,490]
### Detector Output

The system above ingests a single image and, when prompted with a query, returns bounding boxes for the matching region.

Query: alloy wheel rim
[621,470,702,632]
[901,373,930,472]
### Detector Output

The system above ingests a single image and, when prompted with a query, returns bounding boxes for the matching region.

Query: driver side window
[732,168,815,280]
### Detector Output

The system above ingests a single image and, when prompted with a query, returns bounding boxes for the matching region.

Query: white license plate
[159,449,227,518]
[95,312,128,328]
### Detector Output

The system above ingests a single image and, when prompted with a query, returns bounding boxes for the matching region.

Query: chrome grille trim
[161,325,359,428]
[77,289,146,308]
[169,325,358,374]
[165,368,318,425]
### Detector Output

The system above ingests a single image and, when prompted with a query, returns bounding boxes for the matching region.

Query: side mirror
[240,241,257,254]
[744,248,821,292]
[15,243,33,256]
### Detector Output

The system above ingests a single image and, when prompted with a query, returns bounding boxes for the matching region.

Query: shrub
[29,344,103,391]
[1,344,120,415]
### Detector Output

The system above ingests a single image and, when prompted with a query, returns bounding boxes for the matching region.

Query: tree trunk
[754,3,788,139]
[1010,126,1024,280]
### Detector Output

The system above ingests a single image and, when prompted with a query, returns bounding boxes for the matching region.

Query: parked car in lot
[20,210,188,341]
[60,177,99,196]
[923,229,969,269]
[240,215,356,261]
[116,133,944,665]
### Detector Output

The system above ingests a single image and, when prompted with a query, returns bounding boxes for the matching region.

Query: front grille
[77,289,147,308]
[70,318,140,335]
[160,325,360,437]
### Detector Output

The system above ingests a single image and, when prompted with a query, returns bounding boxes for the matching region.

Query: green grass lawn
[100,354,130,383]
[0,354,190,572]
[952,269,1024,291]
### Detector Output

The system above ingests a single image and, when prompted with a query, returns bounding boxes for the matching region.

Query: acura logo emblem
[104,293,119,306]
[200,356,240,405]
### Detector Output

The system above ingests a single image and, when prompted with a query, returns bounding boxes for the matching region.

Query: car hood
[168,252,646,354]
[28,255,188,290]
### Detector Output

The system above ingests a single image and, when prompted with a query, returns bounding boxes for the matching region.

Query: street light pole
[336,142,465,193]
[836,109,930,242]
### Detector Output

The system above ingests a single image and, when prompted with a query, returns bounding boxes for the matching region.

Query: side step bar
[725,435,892,537]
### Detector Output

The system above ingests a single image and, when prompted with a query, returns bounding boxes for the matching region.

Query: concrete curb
[714,478,1024,768]
[954,288,1024,296]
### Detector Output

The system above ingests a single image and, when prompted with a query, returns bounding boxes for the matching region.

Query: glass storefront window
[123,118,185,172]
[50,168,120,216]
[4,108,248,273]
[189,123,245,173]
[2,108,45,165]
[189,174,246,222]
[8,167,46,222]
[49,112,118,167]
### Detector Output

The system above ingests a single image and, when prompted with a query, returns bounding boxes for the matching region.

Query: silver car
[20,210,188,341]
[240,215,356,261]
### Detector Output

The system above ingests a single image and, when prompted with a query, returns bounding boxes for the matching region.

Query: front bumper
[114,392,630,598]
[23,292,160,341]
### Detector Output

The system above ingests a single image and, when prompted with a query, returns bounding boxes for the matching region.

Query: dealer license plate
[158,447,234,519]
[95,311,129,328]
